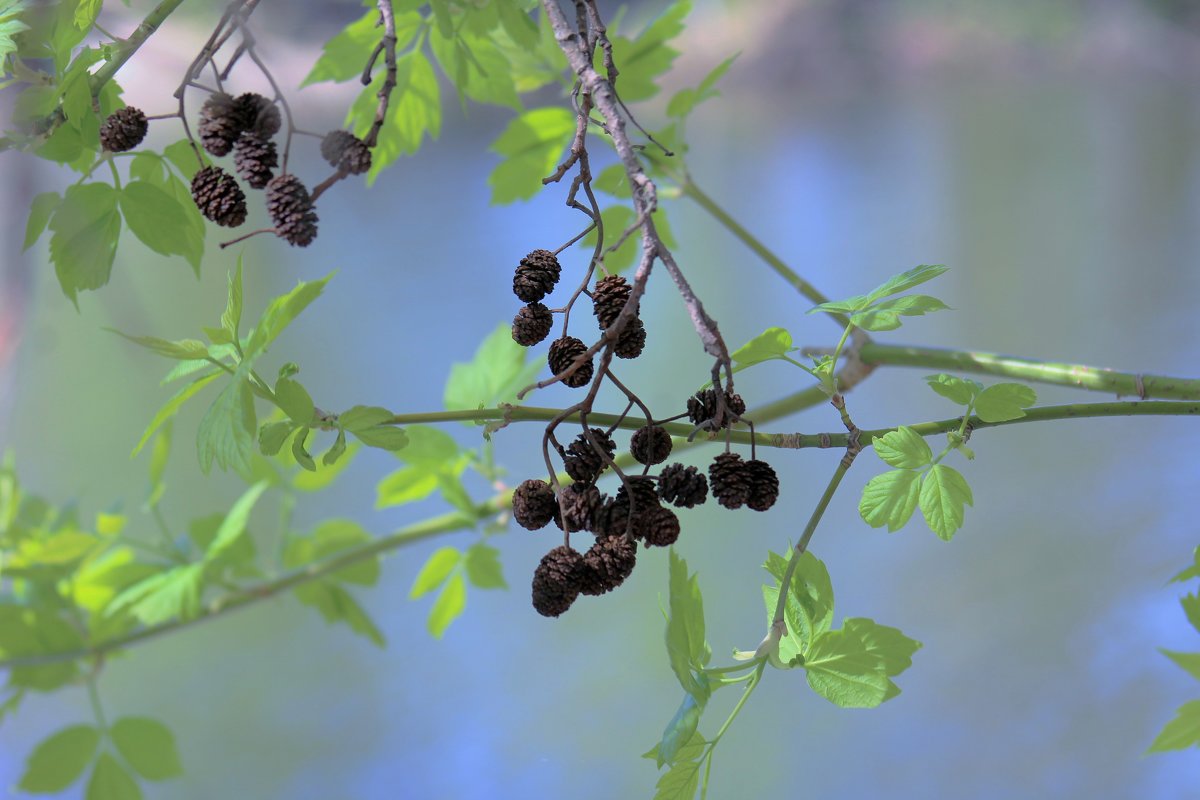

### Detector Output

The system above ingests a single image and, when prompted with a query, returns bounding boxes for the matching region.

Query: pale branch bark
[539,0,732,371]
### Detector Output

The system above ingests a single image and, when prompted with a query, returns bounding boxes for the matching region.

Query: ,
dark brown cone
[320,130,371,174]
[592,274,632,330]
[265,174,319,247]
[553,482,603,533]
[512,303,553,347]
[513,479,557,530]
[686,388,746,430]
[233,132,277,189]
[513,249,561,303]
[598,476,660,539]
[547,336,593,388]
[99,107,148,152]
[198,93,243,157]
[190,166,247,227]
[234,92,281,137]
[614,316,646,359]
[709,452,752,510]
[532,545,585,617]
[579,534,638,596]
[643,506,681,547]
[562,428,616,483]
[658,463,708,508]
[745,459,780,512]
[630,425,672,465]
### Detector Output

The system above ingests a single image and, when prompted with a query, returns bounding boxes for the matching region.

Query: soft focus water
[2,2,1199,798]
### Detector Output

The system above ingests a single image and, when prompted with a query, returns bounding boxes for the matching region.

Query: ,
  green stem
[0,505,487,670]
[772,459,852,625]
[859,342,1200,401]
[86,672,110,736]
[698,660,768,796]
[88,0,188,94]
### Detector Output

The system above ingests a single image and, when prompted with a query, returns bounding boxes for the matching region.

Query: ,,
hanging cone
[99,107,148,152]
[233,132,278,189]
[190,166,247,227]
[265,174,319,247]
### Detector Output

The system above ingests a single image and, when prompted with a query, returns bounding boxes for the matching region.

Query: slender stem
[86,672,110,736]
[89,0,188,95]
[709,661,765,745]
[772,460,852,625]
[673,175,849,330]
[0,505,487,670]
[859,342,1200,401]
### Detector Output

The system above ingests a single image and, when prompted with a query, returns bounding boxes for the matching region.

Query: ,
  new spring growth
[657,463,709,508]
[512,303,553,347]
[190,166,247,227]
[630,425,672,465]
[99,107,148,152]
[562,428,616,483]
[709,452,751,510]
[531,545,585,617]
[513,249,561,303]
[266,174,319,246]
[512,479,556,530]
[547,336,594,388]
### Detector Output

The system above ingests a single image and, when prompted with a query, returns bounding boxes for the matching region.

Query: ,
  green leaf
[205,481,268,562]
[274,377,315,424]
[1148,700,1200,752]
[49,182,121,303]
[842,617,922,699]
[859,469,921,533]
[464,542,506,589]
[606,0,690,102]
[762,550,835,656]
[429,28,521,110]
[0,2,31,78]
[258,421,296,457]
[107,564,204,626]
[146,419,171,507]
[291,426,316,471]
[865,264,949,304]
[350,48,441,183]
[351,425,410,451]
[919,464,974,540]
[86,753,143,800]
[496,0,538,48]
[850,295,951,332]
[295,439,358,491]
[321,428,348,467]
[303,10,421,85]
[487,107,575,203]
[444,322,541,413]
[394,424,459,466]
[109,331,210,361]
[652,755,702,800]
[731,327,793,366]
[925,373,983,406]
[283,519,379,586]
[221,257,243,342]
[244,272,334,358]
[803,628,893,708]
[872,426,933,469]
[111,717,183,781]
[18,724,100,792]
[119,180,200,266]
[427,572,466,638]
[1169,547,1200,584]
[666,549,710,700]
[294,582,385,647]
[593,163,632,198]
[196,375,256,475]
[667,53,736,118]
[1161,649,1200,681]
[410,546,461,598]
[973,382,1038,423]
[807,295,870,316]
[580,205,677,273]
[375,464,440,508]
[187,513,255,570]
[339,405,395,431]
[24,190,60,251]
[1182,594,1200,633]
[656,692,701,768]
[162,139,206,181]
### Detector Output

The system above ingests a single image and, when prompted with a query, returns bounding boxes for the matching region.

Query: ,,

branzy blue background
[2,0,1200,797]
